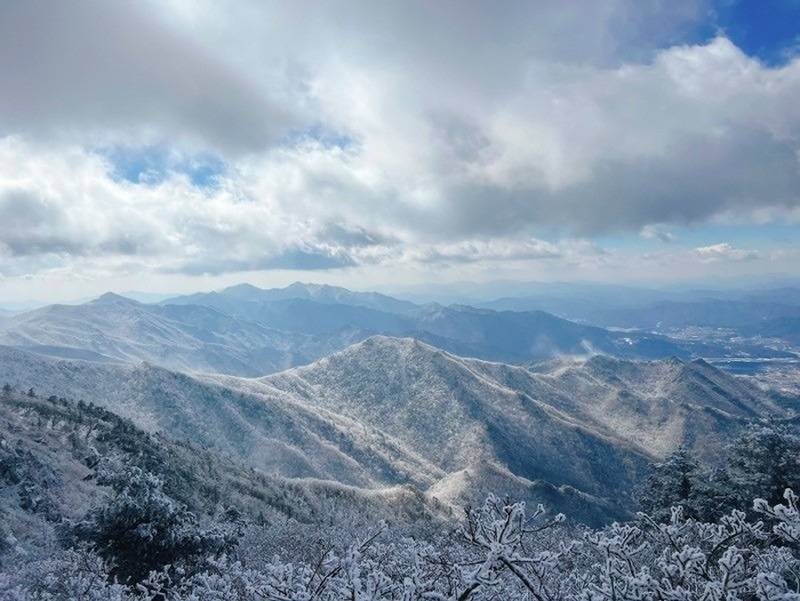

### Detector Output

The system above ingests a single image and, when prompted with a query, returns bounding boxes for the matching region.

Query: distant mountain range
[471,284,800,335]
[3,282,792,379]
[581,299,800,332]
[0,336,790,524]
[0,292,369,376]
[383,280,800,307]
[167,282,419,314]
[158,282,800,359]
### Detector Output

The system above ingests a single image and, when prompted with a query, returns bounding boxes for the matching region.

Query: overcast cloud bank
[1,0,798,300]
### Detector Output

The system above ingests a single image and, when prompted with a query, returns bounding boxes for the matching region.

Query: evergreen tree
[639,424,800,523]
[71,461,238,585]
[638,446,701,521]
[727,422,800,508]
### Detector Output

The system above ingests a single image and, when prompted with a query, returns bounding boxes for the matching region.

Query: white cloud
[2,0,800,293]
[693,242,761,263]
[640,225,677,242]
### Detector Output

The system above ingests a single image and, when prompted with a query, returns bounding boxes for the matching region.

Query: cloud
[0,138,385,278]
[0,1,297,152]
[402,37,800,239]
[693,242,761,262]
[407,238,561,266]
[3,1,800,289]
[170,247,358,276]
[640,225,676,242]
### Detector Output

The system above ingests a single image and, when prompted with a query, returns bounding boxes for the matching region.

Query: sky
[1,0,800,303]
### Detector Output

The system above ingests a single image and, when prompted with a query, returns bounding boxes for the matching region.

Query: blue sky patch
[102,145,226,189]
[703,0,800,66]
[283,122,360,152]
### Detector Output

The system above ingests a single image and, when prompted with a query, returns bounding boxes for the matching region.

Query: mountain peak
[219,283,266,299]
[90,292,139,305]
[286,281,322,291]
[330,335,430,359]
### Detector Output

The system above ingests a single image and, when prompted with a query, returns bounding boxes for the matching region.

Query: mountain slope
[162,282,709,362]
[0,345,443,489]
[405,304,687,361]
[427,460,629,525]
[249,337,787,483]
[0,294,370,376]
[519,354,786,460]
[1,336,791,523]
[0,290,702,379]
[256,337,644,503]
[0,386,447,556]
[587,299,800,331]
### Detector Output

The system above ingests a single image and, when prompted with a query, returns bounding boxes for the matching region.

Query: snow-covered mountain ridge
[0,293,369,376]
[0,286,748,379]
[2,332,787,523]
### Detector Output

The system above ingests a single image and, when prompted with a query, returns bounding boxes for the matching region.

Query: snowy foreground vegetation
[2,386,800,599]
[2,488,800,600]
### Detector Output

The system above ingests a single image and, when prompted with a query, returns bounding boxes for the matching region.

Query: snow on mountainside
[0,289,709,381]
[198,336,786,506]
[519,354,787,460]
[0,387,446,554]
[427,460,628,525]
[0,293,369,376]
[253,337,649,499]
[248,336,788,475]
[0,345,443,488]
[0,334,793,523]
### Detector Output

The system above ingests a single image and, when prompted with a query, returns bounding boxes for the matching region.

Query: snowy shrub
[0,550,134,601]
[5,488,800,599]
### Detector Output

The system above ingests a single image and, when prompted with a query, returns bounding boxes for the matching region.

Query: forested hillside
[3,382,800,599]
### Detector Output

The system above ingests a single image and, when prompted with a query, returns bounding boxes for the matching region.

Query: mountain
[162,282,706,361]
[259,337,785,478]
[475,286,800,340]
[1,335,792,524]
[1,343,633,524]
[386,280,675,306]
[394,280,800,309]
[179,297,692,361]
[0,385,445,556]
[427,460,628,524]
[249,337,651,505]
[186,297,408,336]
[0,293,371,376]
[738,287,800,306]
[587,299,800,331]
[165,282,419,314]
[0,345,442,489]
[0,289,711,379]
[740,316,800,345]
[242,336,787,499]
[403,304,689,361]
[524,354,788,459]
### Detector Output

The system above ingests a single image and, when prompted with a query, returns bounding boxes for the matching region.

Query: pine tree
[71,461,238,585]
[637,446,701,521]
[727,422,800,508]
